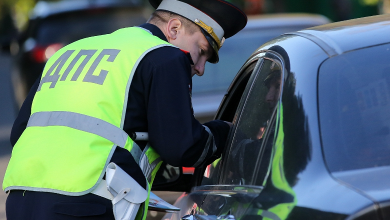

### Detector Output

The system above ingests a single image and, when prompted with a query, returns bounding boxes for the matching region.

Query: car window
[200,61,258,186]
[319,43,390,172]
[219,57,283,186]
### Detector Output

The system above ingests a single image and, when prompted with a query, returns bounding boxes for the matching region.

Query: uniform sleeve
[10,77,39,146]
[140,47,230,167]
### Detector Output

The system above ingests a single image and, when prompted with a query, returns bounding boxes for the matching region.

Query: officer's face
[166,19,212,77]
[176,30,212,77]
[186,31,212,77]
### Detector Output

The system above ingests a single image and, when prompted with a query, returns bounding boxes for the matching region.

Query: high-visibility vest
[3,27,172,210]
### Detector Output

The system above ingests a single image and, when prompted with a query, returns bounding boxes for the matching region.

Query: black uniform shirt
[10,23,230,189]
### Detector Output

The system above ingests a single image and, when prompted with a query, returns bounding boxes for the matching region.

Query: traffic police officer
[3,0,247,219]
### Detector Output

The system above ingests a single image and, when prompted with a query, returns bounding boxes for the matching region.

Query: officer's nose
[193,61,205,77]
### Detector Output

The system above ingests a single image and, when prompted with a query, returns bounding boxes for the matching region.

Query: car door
[170,50,287,220]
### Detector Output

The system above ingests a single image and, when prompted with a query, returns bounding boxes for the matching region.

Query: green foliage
[0,0,37,31]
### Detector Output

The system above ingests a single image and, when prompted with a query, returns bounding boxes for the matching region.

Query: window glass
[319,43,390,172]
[201,62,257,186]
[220,58,283,185]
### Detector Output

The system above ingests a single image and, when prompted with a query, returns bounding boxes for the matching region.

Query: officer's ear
[166,18,183,41]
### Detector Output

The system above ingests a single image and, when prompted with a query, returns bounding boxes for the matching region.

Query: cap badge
[194,19,222,49]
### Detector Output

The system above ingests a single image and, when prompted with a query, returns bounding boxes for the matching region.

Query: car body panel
[333,166,390,203]
[316,40,390,220]
[221,35,375,218]
[298,14,390,56]
[259,35,374,216]
[379,202,390,220]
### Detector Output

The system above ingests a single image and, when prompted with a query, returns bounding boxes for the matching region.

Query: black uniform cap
[149,0,247,63]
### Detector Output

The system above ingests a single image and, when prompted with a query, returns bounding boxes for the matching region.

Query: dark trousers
[6,190,115,220]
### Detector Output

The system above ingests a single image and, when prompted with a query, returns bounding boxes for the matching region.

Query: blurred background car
[9,0,149,109]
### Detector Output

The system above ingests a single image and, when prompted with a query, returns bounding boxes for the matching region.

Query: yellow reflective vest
[3,27,171,209]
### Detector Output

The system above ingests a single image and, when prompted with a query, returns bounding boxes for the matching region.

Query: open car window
[200,61,258,186]
[219,57,283,186]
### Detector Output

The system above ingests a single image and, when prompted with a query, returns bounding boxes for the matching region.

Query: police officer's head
[148,0,247,76]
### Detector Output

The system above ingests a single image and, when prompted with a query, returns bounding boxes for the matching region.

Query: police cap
[149,0,248,63]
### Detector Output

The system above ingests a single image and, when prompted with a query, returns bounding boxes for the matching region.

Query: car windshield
[35,8,146,45]
[319,43,390,172]
[192,25,311,95]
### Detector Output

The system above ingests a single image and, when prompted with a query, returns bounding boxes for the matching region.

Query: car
[155,13,390,220]
[151,13,330,218]
[192,13,330,123]
[9,0,148,109]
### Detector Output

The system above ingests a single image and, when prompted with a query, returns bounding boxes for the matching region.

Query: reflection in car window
[201,62,258,186]
[319,43,390,172]
[220,58,283,185]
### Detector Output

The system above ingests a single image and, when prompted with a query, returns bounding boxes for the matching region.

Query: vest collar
[139,23,168,42]
[138,23,194,65]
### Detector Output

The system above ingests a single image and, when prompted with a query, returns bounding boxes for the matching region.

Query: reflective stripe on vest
[3,27,174,197]
[27,111,143,163]
[139,145,163,183]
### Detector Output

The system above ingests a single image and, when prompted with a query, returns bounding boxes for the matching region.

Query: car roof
[30,0,143,19]
[245,13,331,30]
[287,13,390,57]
